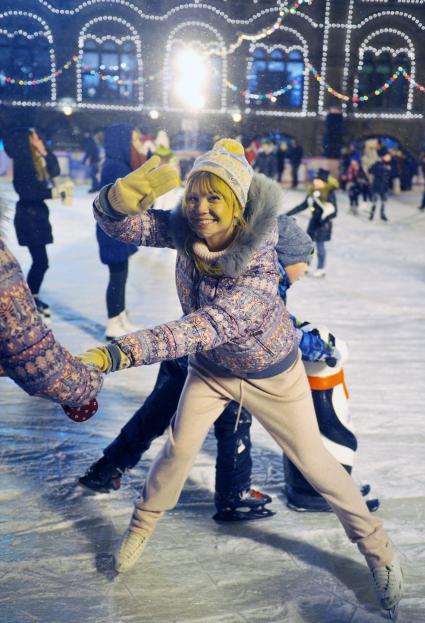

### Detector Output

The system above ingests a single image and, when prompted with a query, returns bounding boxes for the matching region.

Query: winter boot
[369,205,376,221]
[310,268,326,278]
[213,488,274,522]
[380,207,389,222]
[34,295,51,318]
[119,310,140,333]
[105,314,125,340]
[114,507,163,573]
[371,557,404,615]
[78,456,123,493]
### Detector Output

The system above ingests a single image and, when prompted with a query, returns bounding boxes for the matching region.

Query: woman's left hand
[108,155,180,215]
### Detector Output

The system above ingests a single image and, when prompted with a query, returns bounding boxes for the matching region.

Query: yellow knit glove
[107,155,180,215]
[77,344,131,374]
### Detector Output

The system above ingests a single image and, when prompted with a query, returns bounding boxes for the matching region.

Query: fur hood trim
[169,172,282,277]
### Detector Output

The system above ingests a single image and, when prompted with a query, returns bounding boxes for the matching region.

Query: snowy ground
[1,181,425,623]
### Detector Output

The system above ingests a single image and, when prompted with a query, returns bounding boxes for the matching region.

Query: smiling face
[184,172,242,251]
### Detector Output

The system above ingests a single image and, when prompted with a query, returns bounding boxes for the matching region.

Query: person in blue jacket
[96,124,145,338]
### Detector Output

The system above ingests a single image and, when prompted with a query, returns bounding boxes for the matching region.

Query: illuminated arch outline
[77,15,142,109]
[353,28,415,116]
[0,11,57,102]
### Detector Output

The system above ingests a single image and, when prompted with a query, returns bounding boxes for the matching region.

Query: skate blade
[77,479,113,495]
[381,604,399,620]
[286,501,332,513]
[213,507,275,522]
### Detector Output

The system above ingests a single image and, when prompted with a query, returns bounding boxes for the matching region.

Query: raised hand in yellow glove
[107,155,180,215]
[77,343,131,374]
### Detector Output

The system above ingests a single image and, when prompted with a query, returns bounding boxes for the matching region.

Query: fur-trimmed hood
[169,172,283,278]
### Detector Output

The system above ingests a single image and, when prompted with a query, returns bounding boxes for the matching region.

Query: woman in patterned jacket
[0,195,103,420]
[81,139,403,614]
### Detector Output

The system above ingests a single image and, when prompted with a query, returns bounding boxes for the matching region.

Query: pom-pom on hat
[187,138,253,208]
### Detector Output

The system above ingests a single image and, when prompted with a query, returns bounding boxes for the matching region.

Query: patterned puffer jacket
[94,173,298,378]
[0,237,103,406]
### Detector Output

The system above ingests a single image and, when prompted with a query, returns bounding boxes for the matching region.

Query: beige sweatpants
[135,354,394,569]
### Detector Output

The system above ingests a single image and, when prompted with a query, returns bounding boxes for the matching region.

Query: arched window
[357,51,410,111]
[81,39,138,103]
[0,34,51,101]
[247,47,304,109]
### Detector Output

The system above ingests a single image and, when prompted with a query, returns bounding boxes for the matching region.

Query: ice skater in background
[368,147,392,222]
[286,168,338,278]
[78,139,403,616]
[96,124,144,339]
[3,128,73,321]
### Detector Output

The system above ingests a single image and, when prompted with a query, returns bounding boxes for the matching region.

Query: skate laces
[120,530,147,559]
[372,565,392,593]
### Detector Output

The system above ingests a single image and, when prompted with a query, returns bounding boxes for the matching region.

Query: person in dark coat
[253,139,278,180]
[368,147,392,222]
[97,124,144,338]
[288,138,303,188]
[286,168,338,277]
[3,127,71,319]
[82,131,100,193]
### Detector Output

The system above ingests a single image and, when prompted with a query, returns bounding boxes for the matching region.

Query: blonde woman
[82,139,403,616]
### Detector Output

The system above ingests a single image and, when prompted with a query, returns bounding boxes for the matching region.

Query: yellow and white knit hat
[187,138,253,207]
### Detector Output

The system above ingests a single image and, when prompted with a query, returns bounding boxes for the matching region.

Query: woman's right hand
[107,155,180,215]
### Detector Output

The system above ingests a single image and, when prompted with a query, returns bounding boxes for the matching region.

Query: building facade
[0,0,424,153]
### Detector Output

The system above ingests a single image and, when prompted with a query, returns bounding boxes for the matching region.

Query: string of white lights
[36,0,283,26]
[317,0,330,113]
[341,0,355,111]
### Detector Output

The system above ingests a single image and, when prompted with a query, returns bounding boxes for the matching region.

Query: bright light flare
[175,49,206,110]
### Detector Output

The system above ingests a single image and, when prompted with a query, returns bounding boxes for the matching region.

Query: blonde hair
[183,171,249,275]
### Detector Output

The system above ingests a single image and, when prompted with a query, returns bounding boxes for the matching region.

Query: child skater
[286,168,338,278]
[81,140,403,616]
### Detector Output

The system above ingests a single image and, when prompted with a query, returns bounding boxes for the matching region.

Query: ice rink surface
[1,182,424,623]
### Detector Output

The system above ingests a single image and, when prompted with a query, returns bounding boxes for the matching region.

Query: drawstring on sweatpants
[234,378,245,432]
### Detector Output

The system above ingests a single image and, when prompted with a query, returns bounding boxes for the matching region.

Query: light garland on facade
[226,77,300,100]
[207,0,311,57]
[36,0,292,26]
[341,0,355,110]
[353,28,415,112]
[1,1,424,119]
[245,32,310,114]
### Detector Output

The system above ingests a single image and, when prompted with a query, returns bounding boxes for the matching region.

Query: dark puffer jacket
[4,128,60,247]
[96,124,138,265]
